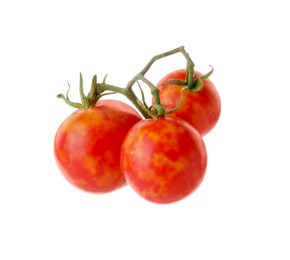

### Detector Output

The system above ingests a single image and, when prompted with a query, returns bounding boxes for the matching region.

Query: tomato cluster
[54,47,221,204]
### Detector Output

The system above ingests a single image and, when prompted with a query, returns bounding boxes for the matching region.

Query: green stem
[97,83,151,119]
[137,75,165,117]
[126,45,196,100]
[57,46,199,118]
[181,49,195,89]
[127,46,186,89]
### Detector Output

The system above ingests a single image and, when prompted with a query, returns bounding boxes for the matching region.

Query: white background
[1,0,289,259]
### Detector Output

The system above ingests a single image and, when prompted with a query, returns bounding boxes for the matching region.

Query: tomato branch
[127,46,195,88]
[57,46,198,118]
[97,82,151,119]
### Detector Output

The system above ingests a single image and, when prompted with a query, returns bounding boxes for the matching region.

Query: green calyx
[189,66,214,92]
[163,66,214,92]
[57,73,114,109]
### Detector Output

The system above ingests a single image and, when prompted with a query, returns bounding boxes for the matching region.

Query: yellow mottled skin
[54,99,141,193]
[121,117,207,203]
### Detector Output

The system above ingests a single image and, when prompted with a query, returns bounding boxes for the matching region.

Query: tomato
[156,69,221,136]
[54,99,142,193]
[120,117,207,204]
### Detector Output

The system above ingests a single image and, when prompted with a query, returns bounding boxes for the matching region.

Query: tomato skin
[157,69,221,136]
[120,117,207,204]
[54,99,142,193]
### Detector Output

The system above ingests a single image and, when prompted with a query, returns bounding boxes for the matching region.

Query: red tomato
[54,99,142,193]
[156,69,221,136]
[120,117,207,204]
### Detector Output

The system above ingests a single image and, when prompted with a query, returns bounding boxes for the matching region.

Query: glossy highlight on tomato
[156,69,221,136]
[54,99,142,193]
[120,117,207,204]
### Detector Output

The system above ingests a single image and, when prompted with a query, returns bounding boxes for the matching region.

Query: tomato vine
[57,46,207,118]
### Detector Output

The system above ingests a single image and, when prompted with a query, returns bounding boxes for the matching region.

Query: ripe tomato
[54,99,142,193]
[120,117,207,204]
[156,69,221,136]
